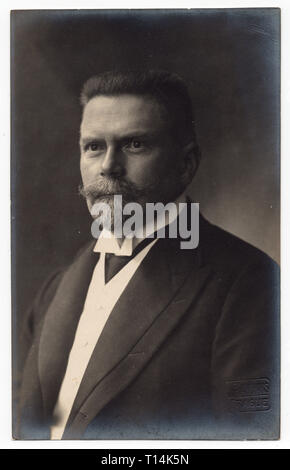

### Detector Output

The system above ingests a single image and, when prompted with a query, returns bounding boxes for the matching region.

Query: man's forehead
[80,94,168,135]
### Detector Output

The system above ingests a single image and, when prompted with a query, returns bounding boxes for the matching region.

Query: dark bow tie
[104,236,157,283]
[103,201,194,283]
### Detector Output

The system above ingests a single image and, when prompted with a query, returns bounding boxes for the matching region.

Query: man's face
[80,94,190,214]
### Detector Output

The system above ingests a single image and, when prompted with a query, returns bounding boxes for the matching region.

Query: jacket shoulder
[199,215,278,276]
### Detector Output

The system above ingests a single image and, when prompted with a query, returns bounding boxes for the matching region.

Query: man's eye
[131,140,142,148]
[125,139,146,151]
[85,142,104,152]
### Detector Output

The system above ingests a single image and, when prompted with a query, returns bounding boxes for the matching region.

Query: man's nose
[100,145,124,177]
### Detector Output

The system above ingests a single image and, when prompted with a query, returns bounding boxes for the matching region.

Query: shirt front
[50,238,157,439]
[50,193,186,439]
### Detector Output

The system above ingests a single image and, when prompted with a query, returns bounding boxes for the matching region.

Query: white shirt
[50,193,186,439]
[50,239,157,439]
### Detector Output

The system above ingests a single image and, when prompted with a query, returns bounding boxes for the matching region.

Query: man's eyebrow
[119,131,156,140]
[80,136,104,145]
[80,131,157,144]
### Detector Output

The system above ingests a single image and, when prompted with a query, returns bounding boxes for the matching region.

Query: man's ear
[180,141,200,186]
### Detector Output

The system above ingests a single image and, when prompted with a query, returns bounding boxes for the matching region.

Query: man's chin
[87,194,123,221]
[93,194,115,203]
[87,194,114,209]
[90,193,141,207]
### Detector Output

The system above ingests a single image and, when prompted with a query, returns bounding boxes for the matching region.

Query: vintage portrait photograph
[11,8,280,441]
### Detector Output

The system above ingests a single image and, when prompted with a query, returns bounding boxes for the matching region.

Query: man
[15,70,279,440]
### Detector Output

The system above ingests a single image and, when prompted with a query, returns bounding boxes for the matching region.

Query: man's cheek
[80,158,88,178]
[134,157,165,180]
[127,166,152,187]
[81,160,96,183]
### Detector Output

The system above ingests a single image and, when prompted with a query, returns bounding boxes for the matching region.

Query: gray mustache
[79,177,146,200]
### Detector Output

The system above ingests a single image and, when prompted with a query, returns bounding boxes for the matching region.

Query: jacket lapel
[63,233,213,438]
[38,241,98,418]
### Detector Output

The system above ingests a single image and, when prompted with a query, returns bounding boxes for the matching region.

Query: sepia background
[11,9,280,322]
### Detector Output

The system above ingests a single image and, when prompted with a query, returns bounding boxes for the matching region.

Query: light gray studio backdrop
[11,9,280,327]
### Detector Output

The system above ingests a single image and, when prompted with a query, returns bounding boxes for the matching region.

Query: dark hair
[80,70,200,153]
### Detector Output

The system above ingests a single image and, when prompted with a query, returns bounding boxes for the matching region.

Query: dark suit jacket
[15,214,280,440]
